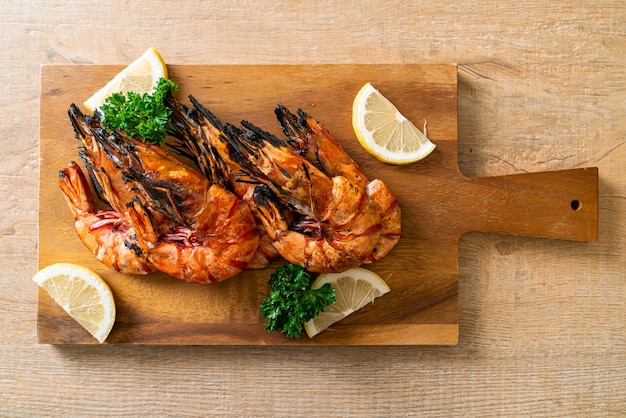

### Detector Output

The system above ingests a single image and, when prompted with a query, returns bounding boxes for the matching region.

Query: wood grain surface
[2,0,624,416]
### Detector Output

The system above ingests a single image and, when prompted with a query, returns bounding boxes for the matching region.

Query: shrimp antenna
[188,95,226,131]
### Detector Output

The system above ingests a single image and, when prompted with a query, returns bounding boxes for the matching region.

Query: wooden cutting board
[38,64,598,345]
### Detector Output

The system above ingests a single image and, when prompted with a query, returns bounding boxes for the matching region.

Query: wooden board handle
[461,167,598,241]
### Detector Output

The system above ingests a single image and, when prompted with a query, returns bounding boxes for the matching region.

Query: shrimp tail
[58,161,94,215]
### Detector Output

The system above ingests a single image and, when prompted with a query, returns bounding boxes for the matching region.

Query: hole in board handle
[570,200,582,211]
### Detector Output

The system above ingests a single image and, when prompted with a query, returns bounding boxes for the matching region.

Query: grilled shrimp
[126,187,259,284]
[66,105,259,283]
[167,96,281,269]
[251,176,382,273]
[70,105,212,233]
[275,105,401,262]
[220,117,382,273]
[58,161,156,275]
[173,99,381,272]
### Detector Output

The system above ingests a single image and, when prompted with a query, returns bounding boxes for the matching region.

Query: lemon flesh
[83,47,167,114]
[352,82,435,165]
[33,263,116,343]
[304,267,390,338]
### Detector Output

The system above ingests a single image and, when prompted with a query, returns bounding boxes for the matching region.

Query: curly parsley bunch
[260,262,336,339]
[99,77,178,144]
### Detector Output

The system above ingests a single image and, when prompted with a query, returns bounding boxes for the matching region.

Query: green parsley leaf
[260,262,335,339]
[99,77,178,144]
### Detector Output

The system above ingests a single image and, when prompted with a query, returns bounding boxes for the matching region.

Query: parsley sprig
[260,262,336,339]
[99,77,178,144]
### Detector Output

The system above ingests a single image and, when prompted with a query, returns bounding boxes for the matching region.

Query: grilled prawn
[233,121,383,272]
[65,105,259,283]
[275,105,401,262]
[168,96,383,272]
[167,96,281,269]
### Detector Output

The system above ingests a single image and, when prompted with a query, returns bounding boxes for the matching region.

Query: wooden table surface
[2,1,624,416]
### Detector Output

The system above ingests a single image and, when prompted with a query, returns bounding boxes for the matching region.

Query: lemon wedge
[33,263,116,343]
[352,82,436,164]
[83,47,167,114]
[304,267,390,338]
